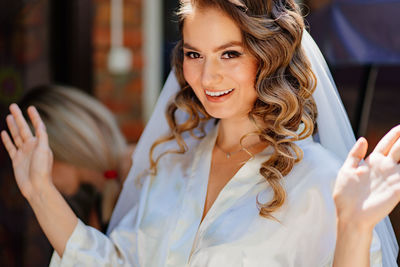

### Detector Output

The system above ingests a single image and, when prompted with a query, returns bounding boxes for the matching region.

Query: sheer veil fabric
[301,31,398,266]
[109,31,398,266]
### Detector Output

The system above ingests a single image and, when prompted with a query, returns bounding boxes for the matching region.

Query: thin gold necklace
[215,142,260,159]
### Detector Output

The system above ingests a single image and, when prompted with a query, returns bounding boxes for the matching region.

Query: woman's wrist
[335,206,376,234]
[337,218,374,241]
[26,180,58,207]
[337,215,375,233]
[24,177,78,256]
[334,218,374,267]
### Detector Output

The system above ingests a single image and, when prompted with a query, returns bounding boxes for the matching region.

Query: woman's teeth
[205,88,234,97]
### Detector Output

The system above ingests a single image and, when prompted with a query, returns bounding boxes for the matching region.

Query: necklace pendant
[226,152,231,159]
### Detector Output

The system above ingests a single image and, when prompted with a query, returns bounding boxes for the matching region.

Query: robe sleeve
[48,158,153,267]
[49,204,140,266]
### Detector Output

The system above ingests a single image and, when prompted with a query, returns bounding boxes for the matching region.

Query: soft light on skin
[182,6,259,122]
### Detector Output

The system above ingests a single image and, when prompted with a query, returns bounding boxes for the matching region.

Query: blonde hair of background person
[19,85,133,225]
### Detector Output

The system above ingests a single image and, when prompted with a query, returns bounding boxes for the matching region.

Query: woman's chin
[205,109,238,120]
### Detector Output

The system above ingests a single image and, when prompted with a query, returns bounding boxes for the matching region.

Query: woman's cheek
[183,61,198,86]
[233,60,258,87]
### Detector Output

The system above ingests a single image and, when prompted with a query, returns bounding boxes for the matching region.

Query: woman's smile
[204,88,235,102]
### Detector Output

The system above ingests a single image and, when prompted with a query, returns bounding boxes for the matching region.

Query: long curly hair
[150,0,317,219]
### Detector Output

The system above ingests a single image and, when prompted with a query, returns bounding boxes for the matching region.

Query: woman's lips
[204,88,235,102]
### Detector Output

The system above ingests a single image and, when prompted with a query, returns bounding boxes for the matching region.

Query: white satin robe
[50,125,382,266]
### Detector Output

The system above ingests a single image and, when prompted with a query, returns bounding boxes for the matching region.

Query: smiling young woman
[150,0,317,222]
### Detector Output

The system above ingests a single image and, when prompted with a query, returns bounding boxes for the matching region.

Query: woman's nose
[201,59,223,88]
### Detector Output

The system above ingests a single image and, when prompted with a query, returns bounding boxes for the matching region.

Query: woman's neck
[217,116,261,151]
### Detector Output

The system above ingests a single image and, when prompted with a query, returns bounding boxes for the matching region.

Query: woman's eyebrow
[183,41,243,52]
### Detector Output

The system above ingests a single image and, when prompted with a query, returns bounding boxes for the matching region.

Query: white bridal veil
[109,31,398,266]
[301,31,399,267]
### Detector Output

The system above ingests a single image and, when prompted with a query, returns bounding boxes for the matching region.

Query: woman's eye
[184,52,201,59]
[222,51,242,59]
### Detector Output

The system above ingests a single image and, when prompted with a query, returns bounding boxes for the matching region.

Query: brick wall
[93,0,144,142]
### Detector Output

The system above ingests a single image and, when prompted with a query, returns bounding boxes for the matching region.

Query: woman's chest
[202,157,247,221]
[138,167,279,266]
[136,164,337,267]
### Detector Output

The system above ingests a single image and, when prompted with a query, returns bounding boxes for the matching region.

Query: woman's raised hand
[333,125,400,230]
[2,104,77,256]
[1,104,54,200]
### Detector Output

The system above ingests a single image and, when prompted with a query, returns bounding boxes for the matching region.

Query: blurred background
[0,0,399,265]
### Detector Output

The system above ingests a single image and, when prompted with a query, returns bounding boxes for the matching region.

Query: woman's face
[182,7,258,121]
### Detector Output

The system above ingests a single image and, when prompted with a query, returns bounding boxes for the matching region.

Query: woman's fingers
[343,137,368,169]
[6,115,23,148]
[1,130,17,159]
[388,137,400,163]
[9,103,33,142]
[27,106,48,147]
[373,125,400,156]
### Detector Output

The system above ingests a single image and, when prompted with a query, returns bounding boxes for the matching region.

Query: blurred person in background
[15,85,134,265]
[19,85,134,230]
